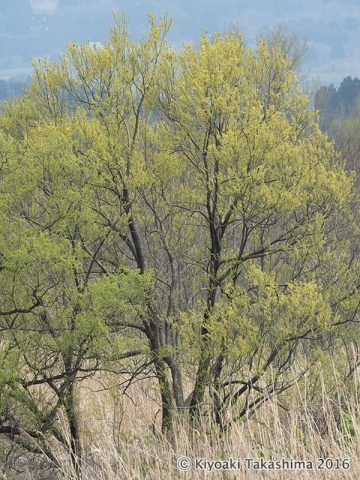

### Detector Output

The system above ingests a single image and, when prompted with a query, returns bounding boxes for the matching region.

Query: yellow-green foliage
[0,14,358,454]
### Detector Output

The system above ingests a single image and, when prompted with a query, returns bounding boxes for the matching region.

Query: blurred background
[1,0,360,87]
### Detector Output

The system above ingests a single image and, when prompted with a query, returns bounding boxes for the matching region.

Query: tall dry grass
[1,369,359,479]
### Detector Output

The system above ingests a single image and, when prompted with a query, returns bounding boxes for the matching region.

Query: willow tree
[0,121,152,470]
[155,33,359,425]
[0,14,359,458]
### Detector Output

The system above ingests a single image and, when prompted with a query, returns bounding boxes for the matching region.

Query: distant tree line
[315,76,360,183]
[315,76,360,131]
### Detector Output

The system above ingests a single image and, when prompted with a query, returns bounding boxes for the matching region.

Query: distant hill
[315,76,360,131]
[315,76,360,183]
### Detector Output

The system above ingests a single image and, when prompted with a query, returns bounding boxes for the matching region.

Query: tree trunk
[154,357,174,434]
[189,283,219,423]
[64,383,82,478]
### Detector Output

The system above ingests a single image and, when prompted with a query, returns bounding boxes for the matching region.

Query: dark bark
[154,356,174,434]
[166,354,185,409]
[64,383,82,478]
[212,349,225,429]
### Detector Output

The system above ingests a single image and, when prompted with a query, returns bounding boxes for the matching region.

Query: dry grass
[1,372,359,479]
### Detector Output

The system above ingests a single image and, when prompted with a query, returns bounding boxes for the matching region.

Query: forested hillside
[315,77,360,183]
[315,76,360,130]
[0,16,359,480]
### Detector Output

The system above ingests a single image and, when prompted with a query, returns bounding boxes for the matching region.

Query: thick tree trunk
[166,354,185,410]
[145,318,174,434]
[189,278,219,423]
[189,354,211,423]
[64,383,82,478]
[154,357,174,434]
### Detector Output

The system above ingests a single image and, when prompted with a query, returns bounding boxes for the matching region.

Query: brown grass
[1,371,359,479]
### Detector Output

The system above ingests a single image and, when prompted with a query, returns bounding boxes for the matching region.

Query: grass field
[3,367,358,480]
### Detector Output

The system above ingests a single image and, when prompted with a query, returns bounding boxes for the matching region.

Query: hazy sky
[2,0,360,85]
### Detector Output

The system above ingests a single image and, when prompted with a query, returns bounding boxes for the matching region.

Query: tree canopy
[0,15,359,470]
